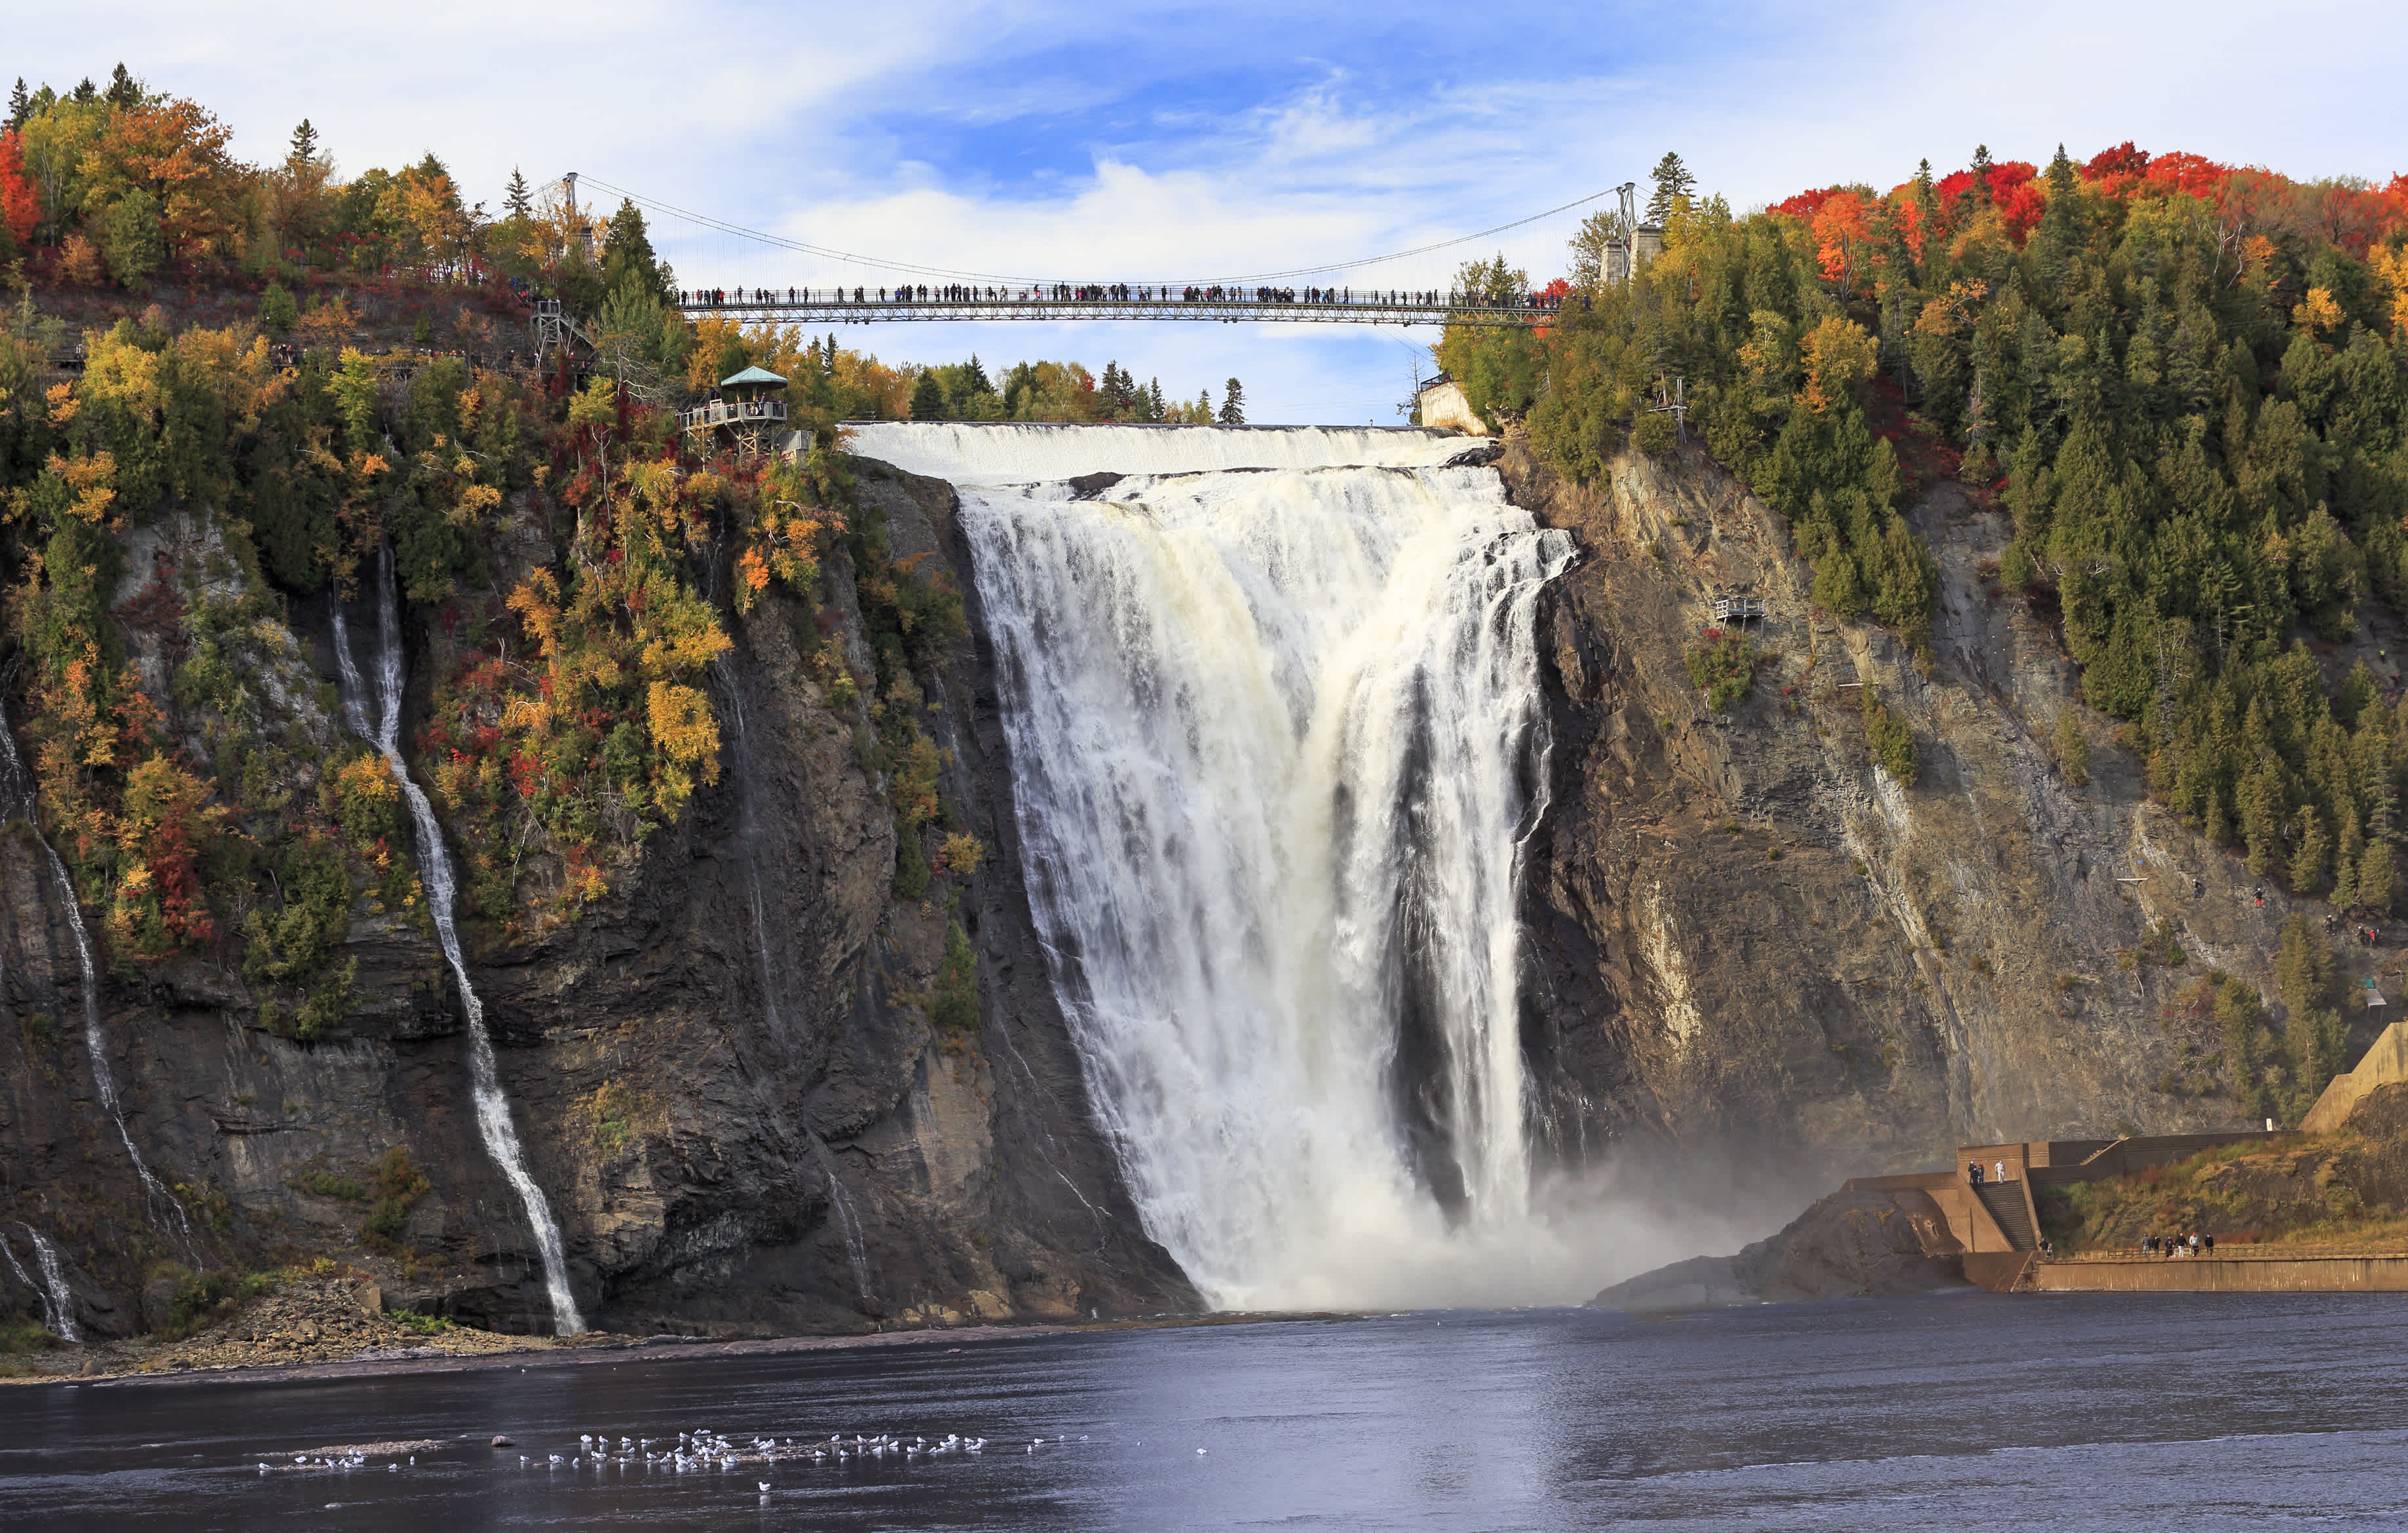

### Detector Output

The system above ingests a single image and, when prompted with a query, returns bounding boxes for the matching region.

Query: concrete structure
[1845,1131,2290,1292]
[2302,1018,2408,1131]
[1604,224,1665,285]
[2034,1254,2408,1293]
[1417,374,1488,436]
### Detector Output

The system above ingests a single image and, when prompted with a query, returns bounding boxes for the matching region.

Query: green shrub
[1684,634,1756,711]
[259,282,298,331]
[1862,691,1917,784]
[930,922,979,1044]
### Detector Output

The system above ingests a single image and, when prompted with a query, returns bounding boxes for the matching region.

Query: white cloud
[12,0,2402,422]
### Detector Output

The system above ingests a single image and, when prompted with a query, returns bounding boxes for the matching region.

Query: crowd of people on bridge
[677,283,1568,311]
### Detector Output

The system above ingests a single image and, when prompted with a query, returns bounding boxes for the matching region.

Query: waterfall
[0,712,191,1244]
[857,424,1578,1311]
[809,1137,876,1310]
[4,1224,80,1342]
[331,553,584,1335]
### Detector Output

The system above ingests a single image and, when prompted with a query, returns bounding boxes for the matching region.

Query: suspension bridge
[562,174,1640,330]
[673,287,1562,328]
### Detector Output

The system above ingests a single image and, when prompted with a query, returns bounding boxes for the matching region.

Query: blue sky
[15,1,2407,421]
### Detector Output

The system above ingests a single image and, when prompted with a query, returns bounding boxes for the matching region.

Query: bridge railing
[671,288,1571,328]
[678,398,788,432]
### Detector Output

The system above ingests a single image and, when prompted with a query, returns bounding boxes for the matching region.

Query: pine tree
[103,63,140,110]
[2031,143,2082,288]
[1645,152,1695,224]
[2361,839,2399,913]
[7,79,29,132]
[1967,144,1995,206]
[1218,377,1245,426]
[1145,377,1165,421]
[288,119,320,167]
[71,77,98,105]
[2290,806,2331,895]
[910,369,946,421]
[504,168,533,221]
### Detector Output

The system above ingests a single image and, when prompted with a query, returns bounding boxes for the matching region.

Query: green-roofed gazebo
[680,366,791,459]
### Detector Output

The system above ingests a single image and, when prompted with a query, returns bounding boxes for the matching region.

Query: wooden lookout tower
[681,366,789,457]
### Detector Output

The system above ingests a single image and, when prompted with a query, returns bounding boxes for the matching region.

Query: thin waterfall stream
[331,552,584,1335]
[850,423,1579,1311]
[0,708,191,1246]
[6,1223,81,1342]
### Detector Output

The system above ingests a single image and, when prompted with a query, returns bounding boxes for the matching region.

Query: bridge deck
[675,297,1558,328]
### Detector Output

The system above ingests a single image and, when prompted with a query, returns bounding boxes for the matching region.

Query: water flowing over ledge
[333,552,585,1336]
[844,421,1474,486]
[885,423,1579,1310]
[0,711,192,1249]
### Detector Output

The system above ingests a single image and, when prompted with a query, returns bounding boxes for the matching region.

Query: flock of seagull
[259,1428,1095,1491]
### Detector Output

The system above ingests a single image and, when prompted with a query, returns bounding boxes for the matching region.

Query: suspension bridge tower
[681,366,790,457]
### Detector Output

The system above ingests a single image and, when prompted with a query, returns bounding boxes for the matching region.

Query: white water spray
[859,425,1577,1311]
[331,554,584,1335]
[0,714,191,1243]
[5,1224,81,1342]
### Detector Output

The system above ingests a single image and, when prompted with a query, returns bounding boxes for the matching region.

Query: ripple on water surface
[5,1295,2408,1531]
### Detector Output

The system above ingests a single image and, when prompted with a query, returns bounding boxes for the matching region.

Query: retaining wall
[2034,1257,2408,1293]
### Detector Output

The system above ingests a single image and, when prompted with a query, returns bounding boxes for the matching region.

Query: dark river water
[5,1291,2405,1530]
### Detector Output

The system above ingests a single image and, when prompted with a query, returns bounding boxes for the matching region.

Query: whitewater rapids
[856,423,1597,1311]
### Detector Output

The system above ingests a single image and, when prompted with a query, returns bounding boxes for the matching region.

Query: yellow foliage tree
[1799,316,1878,415]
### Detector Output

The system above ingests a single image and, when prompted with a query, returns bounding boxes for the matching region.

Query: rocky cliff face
[0,459,1192,1341]
[1509,440,2387,1194]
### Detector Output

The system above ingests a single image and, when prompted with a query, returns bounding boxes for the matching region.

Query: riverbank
[0,1278,1334,1391]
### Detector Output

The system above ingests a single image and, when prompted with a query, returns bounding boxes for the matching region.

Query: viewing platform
[681,365,791,457]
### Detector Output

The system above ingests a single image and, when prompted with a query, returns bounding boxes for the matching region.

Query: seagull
[1197,1448,1207,1456]
[758,1481,770,1493]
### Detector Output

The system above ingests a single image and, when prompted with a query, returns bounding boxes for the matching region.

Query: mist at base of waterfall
[863,422,1615,1311]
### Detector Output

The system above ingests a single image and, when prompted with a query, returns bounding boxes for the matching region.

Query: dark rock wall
[0,463,1192,1340]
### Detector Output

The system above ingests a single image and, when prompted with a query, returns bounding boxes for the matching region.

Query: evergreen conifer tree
[504,168,533,221]
[1645,152,1694,223]
[909,369,946,421]
[288,119,320,167]
[1218,377,1245,425]
[7,79,29,132]
[104,64,141,110]
[1967,144,1995,206]
[71,77,98,105]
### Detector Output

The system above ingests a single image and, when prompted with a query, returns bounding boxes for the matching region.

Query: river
[7,1293,2404,1530]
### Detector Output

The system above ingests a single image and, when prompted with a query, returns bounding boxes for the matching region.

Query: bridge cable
[573,174,1619,288]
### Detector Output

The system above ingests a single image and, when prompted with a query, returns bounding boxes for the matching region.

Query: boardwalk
[676,286,1566,328]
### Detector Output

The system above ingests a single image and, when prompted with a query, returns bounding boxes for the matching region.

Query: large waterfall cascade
[333,553,585,1335]
[854,423,1587,1310]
